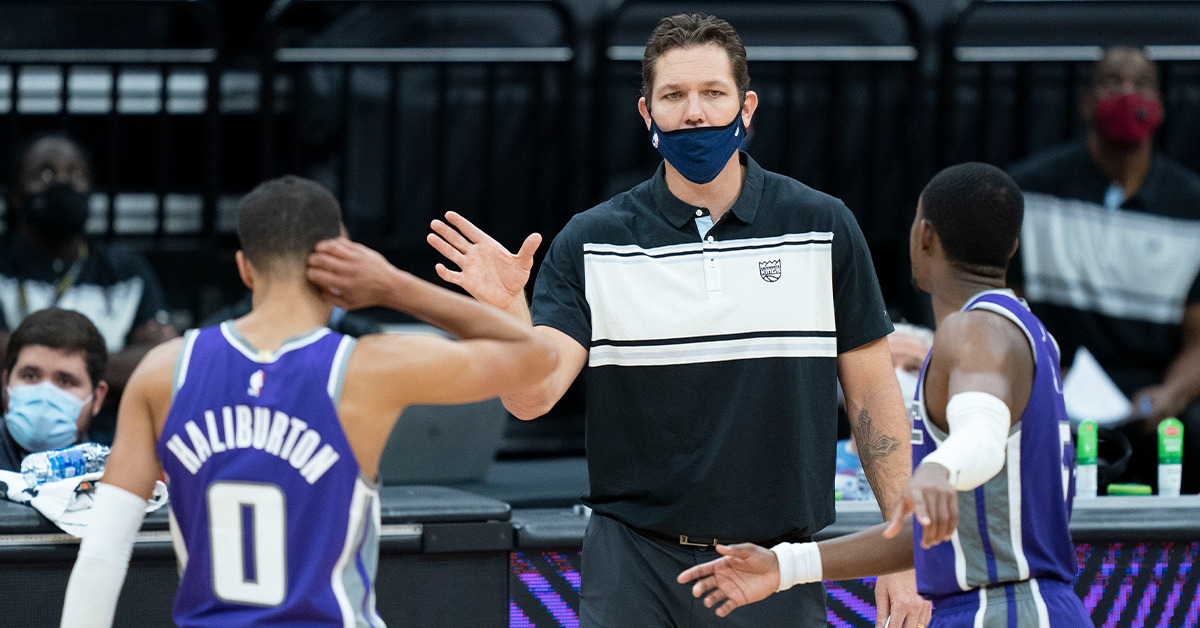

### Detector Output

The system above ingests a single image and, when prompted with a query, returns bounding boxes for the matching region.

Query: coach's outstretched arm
[420,212,589,419]
[837,336,934,625]
[62,339,180,628]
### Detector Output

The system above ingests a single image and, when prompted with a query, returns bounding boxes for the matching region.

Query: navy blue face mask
[649,115,745,185]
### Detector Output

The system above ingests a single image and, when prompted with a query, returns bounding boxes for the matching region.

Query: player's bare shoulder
[934,309,1029,363]
[132,337,186,390]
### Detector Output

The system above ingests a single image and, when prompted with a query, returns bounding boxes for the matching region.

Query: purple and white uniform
[910,290,1089,627]
[156,322,382,627]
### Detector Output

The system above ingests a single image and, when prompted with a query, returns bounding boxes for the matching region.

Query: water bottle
[1158,418,1184,498]
[1075,420,1098,499]
[20,442,110,487]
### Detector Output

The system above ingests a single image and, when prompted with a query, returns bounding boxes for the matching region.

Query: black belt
[630,525,812,550]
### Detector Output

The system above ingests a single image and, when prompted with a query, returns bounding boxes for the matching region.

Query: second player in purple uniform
[910,290,1083,626]
[60,176,557,627]
[678,163,1091,628]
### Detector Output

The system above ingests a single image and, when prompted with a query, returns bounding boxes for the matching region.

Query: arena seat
[261,0,580,282]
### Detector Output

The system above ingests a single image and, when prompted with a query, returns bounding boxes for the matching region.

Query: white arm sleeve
[61,483,149,628]
[920,391,1011,491]
[770,541,822,591]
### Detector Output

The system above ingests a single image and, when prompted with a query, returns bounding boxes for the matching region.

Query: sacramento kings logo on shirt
[758,259,781,282]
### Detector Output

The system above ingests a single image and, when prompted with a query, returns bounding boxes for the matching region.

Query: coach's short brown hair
[641,14,750,103]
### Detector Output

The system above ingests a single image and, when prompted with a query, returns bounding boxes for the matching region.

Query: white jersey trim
[331,479,377,628]
[220,321,331,364]
[171,329,201,399]
[1030,578,1051,627]
[1006,429,1030,581]
[327,336,357,404]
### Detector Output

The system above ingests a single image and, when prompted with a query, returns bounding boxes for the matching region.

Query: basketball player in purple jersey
[679,163,1091,627]
[60,176,557,627]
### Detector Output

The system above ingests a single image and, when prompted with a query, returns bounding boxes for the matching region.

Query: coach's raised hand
[428,211,541,317]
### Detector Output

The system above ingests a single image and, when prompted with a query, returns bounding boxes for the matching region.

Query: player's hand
[307,237,402,310]
[884,462,957,549]
[427,211,541,312]
[873,570,931,628]
[676,543,779,618]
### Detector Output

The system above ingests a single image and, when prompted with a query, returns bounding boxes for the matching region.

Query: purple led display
[511,542,1200,627]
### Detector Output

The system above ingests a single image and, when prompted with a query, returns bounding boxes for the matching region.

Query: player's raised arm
[307,237,558,409]
[896,308,1032,550]
[61,339,177,628]
[311,230,588,421]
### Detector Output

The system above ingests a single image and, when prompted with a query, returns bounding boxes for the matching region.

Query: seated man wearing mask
[1008,46,1200,492]
[0,133,175,444]
[0,308,107,470]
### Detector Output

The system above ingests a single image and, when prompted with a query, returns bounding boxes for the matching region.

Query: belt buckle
[679,535,714,548]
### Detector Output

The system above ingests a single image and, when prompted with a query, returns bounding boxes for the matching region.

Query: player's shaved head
[237,175,343,274]
[919,162,1023,274]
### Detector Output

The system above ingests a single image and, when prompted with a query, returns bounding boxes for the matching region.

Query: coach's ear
[235,251,255,290]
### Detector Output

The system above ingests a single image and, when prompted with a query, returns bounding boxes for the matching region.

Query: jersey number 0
[207,482,287,606]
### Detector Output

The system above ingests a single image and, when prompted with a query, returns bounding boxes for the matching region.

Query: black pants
[580,513,826,627]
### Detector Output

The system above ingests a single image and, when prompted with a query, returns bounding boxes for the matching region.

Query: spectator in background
[1008,46,1200,492]
[0,308,107,470]
[0,133,176,444]
[889,321,933,399]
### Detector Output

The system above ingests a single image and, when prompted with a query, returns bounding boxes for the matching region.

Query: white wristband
[770,541,822,591]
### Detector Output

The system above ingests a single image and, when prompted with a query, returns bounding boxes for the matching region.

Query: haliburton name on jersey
[163,405,341,484]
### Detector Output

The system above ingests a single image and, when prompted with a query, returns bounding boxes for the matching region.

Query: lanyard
[17,242,88,319]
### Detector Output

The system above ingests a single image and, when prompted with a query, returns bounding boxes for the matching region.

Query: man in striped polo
[422,13,926,627]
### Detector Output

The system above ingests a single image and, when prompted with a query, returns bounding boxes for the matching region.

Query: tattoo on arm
[854,407,901,472]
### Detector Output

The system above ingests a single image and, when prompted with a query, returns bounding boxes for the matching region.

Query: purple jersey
[910,291,1077,612]
[156,322,383,627]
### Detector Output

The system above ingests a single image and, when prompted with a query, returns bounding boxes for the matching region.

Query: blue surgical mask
[649,115,745,185]
[5,382,89,452]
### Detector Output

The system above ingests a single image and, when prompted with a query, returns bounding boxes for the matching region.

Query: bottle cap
[1159,418,1184,464]
[1106,483,1153,496]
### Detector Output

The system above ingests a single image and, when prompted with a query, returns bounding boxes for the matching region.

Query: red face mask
[1093,93,1163,147]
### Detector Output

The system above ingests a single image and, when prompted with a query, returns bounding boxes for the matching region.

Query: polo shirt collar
[652,151,764,229]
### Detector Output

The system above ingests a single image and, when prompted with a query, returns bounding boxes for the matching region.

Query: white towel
[0,469,167,537]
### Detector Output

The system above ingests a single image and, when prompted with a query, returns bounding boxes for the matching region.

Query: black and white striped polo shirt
[531,153,892,540]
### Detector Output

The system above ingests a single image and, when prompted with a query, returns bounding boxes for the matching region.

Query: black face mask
[24,183,90,242]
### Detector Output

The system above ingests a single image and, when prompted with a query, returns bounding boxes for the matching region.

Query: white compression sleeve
[61,483,149,628]
[921,391,1011,491]
[771,542,822,591]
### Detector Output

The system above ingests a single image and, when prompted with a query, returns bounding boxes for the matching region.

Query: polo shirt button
[695,209,703,217]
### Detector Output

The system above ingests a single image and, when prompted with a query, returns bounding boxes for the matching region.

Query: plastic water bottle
[1075,420,1098,499]
[20,442,110,487]
[1158,418,1184,497]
